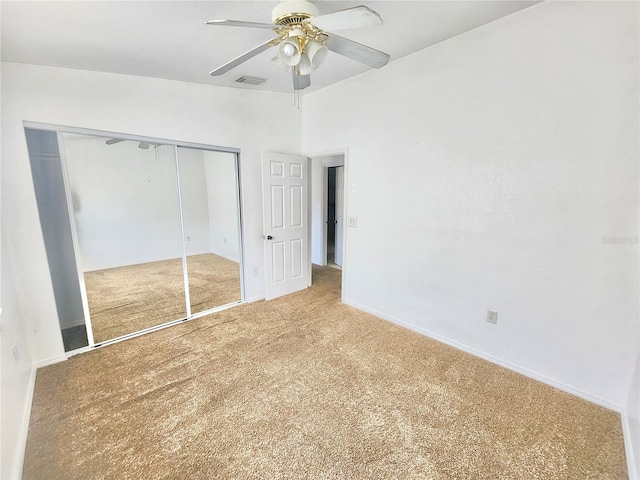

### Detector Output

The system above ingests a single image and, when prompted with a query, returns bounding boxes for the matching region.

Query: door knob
[266,235,273,240]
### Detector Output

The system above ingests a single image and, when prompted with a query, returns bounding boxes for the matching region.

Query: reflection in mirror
[177,147,242,314]
[62,134,187,343]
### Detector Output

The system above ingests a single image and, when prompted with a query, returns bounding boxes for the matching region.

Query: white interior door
[335,166,344,267]
[262,152,309,300]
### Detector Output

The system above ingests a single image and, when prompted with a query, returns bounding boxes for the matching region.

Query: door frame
[333,165,345,267]
[306,149,348,297]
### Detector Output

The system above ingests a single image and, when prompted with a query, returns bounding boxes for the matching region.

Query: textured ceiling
[1,1,541,94]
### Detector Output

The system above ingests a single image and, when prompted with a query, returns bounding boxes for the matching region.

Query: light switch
[348,217,358,227]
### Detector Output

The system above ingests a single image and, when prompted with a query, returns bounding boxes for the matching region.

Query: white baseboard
[33,354,67,370]
[245,295,265,303]
[621,411,639,480]
[343,299,622,412]
[11,366,37,480]
[10,356,68,478]
[345,300,640,476]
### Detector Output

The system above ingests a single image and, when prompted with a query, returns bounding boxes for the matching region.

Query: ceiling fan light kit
[279,38,301,67]
[206,1,390,91]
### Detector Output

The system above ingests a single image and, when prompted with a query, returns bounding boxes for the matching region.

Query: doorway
[326,166,344,267]
[309,153,345,273]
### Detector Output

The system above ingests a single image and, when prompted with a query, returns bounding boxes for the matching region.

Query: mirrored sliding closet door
[26,126,244,351]
[61,134,187,344]
[177,147,242,315]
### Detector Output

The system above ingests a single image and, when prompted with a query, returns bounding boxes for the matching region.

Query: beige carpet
[24,266,627,479]
[85,253,241,343]
[187,253,242,315]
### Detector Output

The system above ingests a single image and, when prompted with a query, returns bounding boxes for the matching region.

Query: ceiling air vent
[234,75,266,86]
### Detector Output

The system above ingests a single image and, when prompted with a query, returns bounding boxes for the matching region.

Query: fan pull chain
[292,69,301,110]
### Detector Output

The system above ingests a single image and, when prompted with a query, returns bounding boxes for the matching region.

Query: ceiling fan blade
[210,40,275,76]
[105,138,125,145]
[326,34,389,69]
[205,19,279,30]
[293,70,311,91]
[309,6,382,32]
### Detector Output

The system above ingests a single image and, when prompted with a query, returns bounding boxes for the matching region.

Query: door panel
[270,185,285,229]
[290,185,303,227]
[291,238,303,278]
[271,241,285,283]
[262,152,309,300]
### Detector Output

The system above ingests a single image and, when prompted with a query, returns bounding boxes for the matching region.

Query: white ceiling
[1,0,541,94]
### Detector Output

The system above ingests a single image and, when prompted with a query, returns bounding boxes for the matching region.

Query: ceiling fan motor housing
[272,0,319,25]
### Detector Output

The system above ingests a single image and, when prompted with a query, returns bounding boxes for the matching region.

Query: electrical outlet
[487,310,498,324]
[252,266,259,277]
[348,217,358,227]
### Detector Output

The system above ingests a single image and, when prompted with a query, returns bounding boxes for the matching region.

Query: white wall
[62,138,241,270]
[64,136,185,271]
[303,0,639,415]
[177,147,214,258]
[0,254,41,480]
[203,150,241,262]
[0,63,301,478]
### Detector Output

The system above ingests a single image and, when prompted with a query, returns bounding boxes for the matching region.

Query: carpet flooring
[85,253,241,343]
[24,266,627,479]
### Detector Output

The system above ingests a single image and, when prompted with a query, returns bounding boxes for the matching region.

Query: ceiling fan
[206,0,390,91]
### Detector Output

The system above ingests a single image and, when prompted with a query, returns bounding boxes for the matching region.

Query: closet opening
[25,124,244,353]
